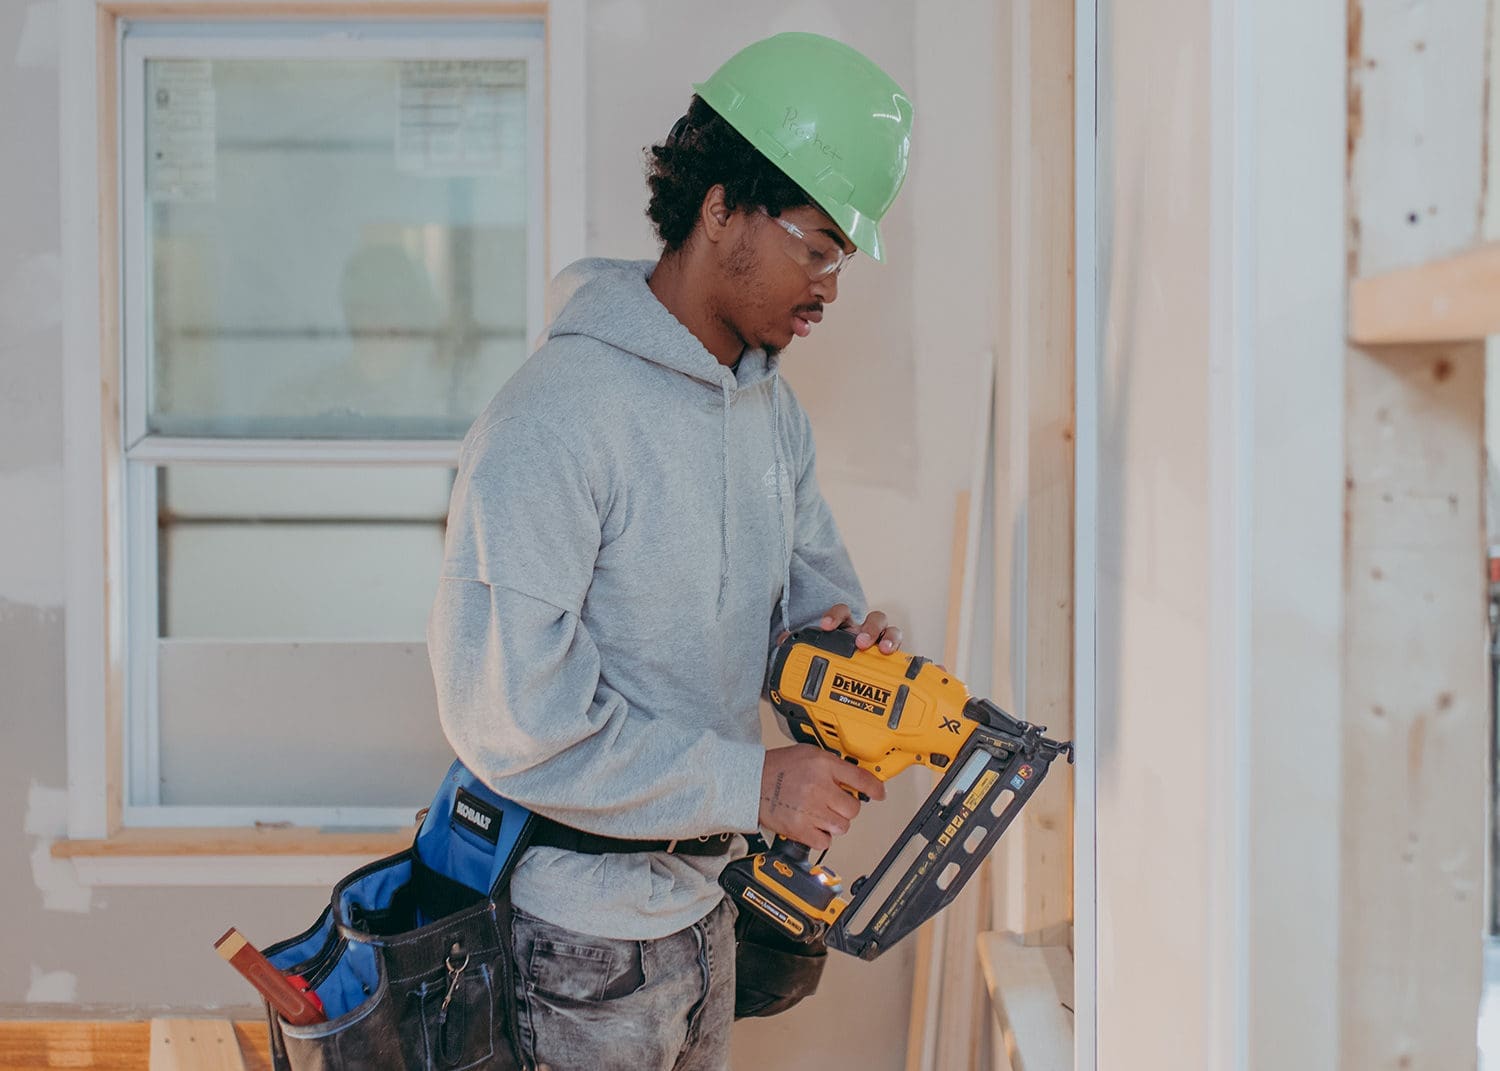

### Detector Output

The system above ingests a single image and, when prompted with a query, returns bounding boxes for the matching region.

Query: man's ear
[699,184,733,244]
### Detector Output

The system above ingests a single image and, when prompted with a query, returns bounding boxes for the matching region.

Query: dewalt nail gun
[720,627,1074,961]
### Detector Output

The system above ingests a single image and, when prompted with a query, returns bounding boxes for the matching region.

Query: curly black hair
[645,95,814,253]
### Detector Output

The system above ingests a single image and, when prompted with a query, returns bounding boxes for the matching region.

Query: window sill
[52,827,411,887]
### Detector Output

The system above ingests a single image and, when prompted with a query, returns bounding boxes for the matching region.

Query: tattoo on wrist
[762,771,815,818]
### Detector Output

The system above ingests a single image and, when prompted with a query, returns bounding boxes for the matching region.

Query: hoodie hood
[545,258,793,631]
[547,258,782,390]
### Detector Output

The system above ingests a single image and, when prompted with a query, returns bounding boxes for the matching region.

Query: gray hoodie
[427,258,866,938]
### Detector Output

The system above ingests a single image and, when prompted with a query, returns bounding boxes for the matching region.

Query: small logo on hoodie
[763,462,792,499]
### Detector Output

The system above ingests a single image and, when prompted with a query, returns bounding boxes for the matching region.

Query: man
[427,31,914,1071]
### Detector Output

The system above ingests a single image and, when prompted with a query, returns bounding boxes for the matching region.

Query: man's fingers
[823,817,851,838]
[827,791,861,823]
[840,764,887,802]
[819,604,854,630]
[854,611,887,649]
[878,626,903,653]
[804,828,834,851]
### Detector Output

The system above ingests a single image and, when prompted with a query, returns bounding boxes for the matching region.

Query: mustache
[793,304,824,315]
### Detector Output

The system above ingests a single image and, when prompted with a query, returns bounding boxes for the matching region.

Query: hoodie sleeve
[429,415,765,839]
[767,397,868,657]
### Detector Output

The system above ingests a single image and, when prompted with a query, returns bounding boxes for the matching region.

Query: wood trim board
[1349,239,1500,344]
[52,826,411,857]
[0,1020,271,1071]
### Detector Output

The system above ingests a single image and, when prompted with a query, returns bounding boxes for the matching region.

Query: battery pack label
[743,887,806,937]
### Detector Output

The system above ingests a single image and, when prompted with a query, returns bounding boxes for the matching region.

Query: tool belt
[255,762,756,1069]
[260,762,534,1070]
[530,822,737,857]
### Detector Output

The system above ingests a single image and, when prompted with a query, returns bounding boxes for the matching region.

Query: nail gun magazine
[719,626,1074,961]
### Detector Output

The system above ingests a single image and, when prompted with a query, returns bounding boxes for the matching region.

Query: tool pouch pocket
[262,849,525,1071]
[732,904,828,1019]
[259,761,536,1070]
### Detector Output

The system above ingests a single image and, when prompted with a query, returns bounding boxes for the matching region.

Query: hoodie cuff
[719,740,767,834]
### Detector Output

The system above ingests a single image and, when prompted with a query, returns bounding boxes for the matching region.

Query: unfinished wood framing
[977,933,1073,1071]
[1341,0,1491,1066]
[906,0,1078,1064]
[1349,239,1500,344]
[904,490,975,1071]
[149,1019,247,1071]
[988,0,1077,952]
[0,1021,271,1071]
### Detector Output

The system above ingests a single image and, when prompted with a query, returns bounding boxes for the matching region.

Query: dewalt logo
[830,673,891,705]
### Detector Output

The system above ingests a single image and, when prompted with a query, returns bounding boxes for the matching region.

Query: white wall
[1094,0,1344,1068]
[1094,0,1218,1058]
[2,3,1003,1066]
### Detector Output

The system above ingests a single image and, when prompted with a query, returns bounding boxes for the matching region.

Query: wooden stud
[987,0,1076,954]
[149,1019,247,1071]
[1013,0,1076,949]
[1014,0,1074,942]
[1342,0,1490,1066]
[1349,239,1500,344]
[977,933,1074,1071]
[905,489,976,1071]
[932,882,989,1070]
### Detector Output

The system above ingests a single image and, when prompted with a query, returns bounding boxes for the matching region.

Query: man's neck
[648,252,744,367]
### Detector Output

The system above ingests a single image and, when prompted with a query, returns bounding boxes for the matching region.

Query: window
[60,5,584,862]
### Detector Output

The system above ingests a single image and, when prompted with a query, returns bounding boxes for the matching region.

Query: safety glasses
[761,209,855,280]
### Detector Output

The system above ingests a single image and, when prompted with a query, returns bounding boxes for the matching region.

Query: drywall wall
[1246,3,1345,1068]
[2,3,1002,1068]
[1094,0,1345,1066]
[1094,0,1218,1057]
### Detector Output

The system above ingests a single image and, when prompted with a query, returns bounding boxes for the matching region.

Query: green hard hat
[694,32,913,262]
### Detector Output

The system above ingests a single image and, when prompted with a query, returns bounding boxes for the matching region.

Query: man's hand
[775,605,904,653]
[759,744,887,850]
[817,604,903,654]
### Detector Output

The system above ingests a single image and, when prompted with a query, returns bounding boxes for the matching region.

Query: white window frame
[59,0,585,884]
[120,27,543,831]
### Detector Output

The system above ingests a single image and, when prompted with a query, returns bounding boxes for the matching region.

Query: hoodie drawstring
[772,373,792,637]
[718,379,732,614]
[716,365,792,633]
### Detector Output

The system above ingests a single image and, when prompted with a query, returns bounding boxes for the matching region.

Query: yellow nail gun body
[720,627,1073,961]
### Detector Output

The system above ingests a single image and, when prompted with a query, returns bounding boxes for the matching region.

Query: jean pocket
[523,928,646,1004]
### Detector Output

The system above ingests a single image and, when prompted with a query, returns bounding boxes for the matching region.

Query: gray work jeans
[510,898,735,1071]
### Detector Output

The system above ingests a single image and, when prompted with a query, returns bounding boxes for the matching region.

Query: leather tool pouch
[258,762,533,1070]
[731,892,829,1018]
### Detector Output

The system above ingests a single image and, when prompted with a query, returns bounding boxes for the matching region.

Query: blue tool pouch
[258,760,536,1070]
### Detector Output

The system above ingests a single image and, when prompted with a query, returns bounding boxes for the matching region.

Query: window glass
[145,57,531,439]
[156,464,452,640]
